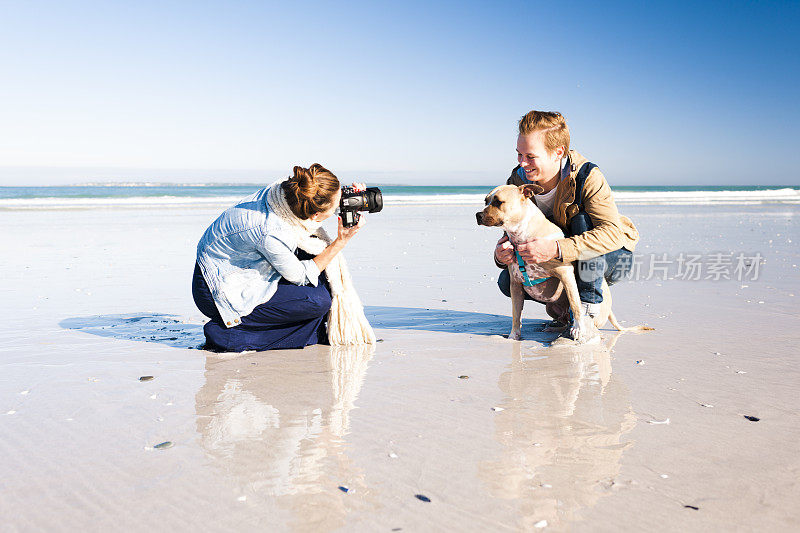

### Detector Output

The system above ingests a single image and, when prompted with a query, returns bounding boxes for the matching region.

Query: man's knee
[576,256,606,284]
[575,257,604,304]
[606,248,633,286]
[497,269,511,297]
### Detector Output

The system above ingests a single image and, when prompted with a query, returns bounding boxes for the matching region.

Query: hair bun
[281,164,341,220]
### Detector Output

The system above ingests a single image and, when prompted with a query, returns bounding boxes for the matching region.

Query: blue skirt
[192,259,331,352]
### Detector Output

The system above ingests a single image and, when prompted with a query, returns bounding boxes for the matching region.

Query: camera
[339,186,383,227]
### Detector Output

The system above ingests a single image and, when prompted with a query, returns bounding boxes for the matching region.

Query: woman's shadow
[59,313,207,349]
[59,307,553,349]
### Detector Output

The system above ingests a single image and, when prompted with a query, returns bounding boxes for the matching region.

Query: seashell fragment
[153,441,173,449]
[415,494,431,502]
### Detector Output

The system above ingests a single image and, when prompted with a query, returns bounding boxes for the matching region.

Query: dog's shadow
[58,307,553,350]
[59,313,206,349]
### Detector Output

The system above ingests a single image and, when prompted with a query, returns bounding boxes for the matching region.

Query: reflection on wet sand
[195,344,374,531]
[480,334,635,530]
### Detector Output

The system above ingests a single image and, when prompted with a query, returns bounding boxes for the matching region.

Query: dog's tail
[608,310,655,332]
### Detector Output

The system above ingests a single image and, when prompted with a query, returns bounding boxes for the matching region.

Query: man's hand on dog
[495,235,515,265]
[495,234,559,264]
[518,238,559,263]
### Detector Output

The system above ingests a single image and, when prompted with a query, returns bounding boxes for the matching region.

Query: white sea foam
[613,187,800,205]
[388,188,800,205]
[0,196,247,210]
[75,182,219,187]
[387,189,798,206]
[1,188,798,210]
[385,194,485,205]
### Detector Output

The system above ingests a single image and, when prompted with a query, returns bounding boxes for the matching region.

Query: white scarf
[266,181,375,346]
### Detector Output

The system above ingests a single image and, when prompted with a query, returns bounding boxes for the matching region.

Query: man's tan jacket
[507,150,639,262]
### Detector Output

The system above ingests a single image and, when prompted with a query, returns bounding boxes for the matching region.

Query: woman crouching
[192,164,372,352]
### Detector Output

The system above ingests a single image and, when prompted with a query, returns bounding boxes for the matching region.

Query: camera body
[339,186,383,227]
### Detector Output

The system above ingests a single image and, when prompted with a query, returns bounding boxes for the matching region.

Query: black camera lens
[339,186,383,227]
[363,187,383,213]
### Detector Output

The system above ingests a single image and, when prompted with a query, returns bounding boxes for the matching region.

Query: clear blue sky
[1,0,798,185]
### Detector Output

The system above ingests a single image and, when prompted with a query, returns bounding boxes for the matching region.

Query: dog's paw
[508,330,522,341]
[570,317,599,344]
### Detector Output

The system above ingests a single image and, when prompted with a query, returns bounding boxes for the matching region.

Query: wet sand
[1,202,799,531]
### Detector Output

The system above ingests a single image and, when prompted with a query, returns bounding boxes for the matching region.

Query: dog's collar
[516,252,552,287]
[512,231,562,287]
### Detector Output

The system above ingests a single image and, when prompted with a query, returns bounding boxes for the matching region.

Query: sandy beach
[1,200,799,532]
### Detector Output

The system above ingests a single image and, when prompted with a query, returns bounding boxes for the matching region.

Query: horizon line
[1,182,799,189]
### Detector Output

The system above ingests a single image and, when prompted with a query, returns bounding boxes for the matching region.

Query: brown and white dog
[476,184,652,343]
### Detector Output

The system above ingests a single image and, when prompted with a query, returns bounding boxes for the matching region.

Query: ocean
[0,184,798,209]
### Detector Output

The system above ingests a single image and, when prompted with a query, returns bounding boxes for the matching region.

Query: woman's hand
[313,214,366,272]
[336,213,366,245]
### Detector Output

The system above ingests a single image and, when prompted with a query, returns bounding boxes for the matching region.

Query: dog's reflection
[480,334,635,530]
[195,344,374,531]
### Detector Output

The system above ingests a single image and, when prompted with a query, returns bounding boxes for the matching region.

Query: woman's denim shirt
[196,187,320,327]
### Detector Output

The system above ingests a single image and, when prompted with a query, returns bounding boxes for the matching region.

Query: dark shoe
[543,319,568,332]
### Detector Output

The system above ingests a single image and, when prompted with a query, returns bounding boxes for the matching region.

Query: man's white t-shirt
[533,158,568,218]
[533,186,558,217]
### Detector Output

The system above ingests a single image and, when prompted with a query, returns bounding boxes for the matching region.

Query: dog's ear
[520,184,543,198]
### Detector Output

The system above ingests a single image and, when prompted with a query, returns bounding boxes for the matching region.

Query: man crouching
[493,110,641,341]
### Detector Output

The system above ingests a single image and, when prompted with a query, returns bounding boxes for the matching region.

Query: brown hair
[518,110,570,156]
[281,163,340,219]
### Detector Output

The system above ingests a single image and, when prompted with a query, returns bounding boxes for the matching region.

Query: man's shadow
[365,306,553,340]
[59,307,553,349]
